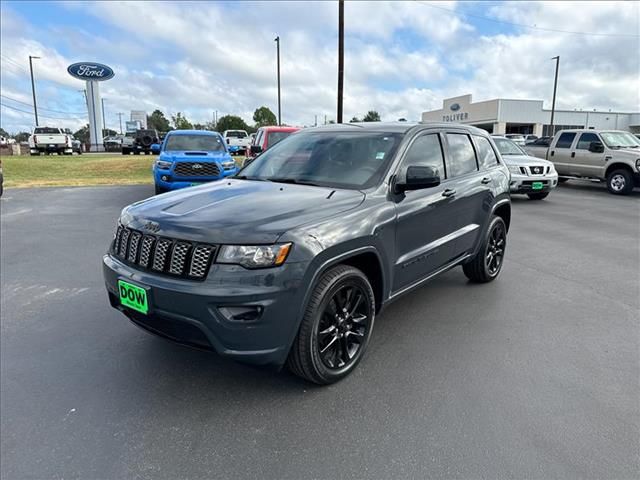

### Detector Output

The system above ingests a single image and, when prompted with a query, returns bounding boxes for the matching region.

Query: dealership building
[422,94,640,136]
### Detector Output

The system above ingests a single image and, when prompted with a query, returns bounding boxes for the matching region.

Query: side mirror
[395,165,441,193]
[150,143,161,154]
[250,145,263,155]
[242,157,255,168]
[589,141,604,153]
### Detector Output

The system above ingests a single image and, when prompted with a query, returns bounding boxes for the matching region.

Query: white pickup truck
[223,130,251,155]
[525,129,640,195]
[29,127,73,156]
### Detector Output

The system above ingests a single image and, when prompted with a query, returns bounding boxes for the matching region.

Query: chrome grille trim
[128,231,142,262]
[152,239,172,271]
[169,242,191,275]
[139,236,155,268]
[119,228,130,257]
[189,245,214,278]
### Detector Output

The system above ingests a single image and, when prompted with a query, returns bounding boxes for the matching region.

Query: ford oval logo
[450,103,461,111]
[67,62,115,81]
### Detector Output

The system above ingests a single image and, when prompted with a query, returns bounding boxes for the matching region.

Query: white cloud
[1,0,638,135]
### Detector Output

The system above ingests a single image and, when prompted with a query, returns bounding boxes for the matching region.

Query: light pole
[337,0,344,124]
[274,36,281,126]
[101,98,106,136]
[117,112,124,134]
[550,56,560,136]
[28,55,41,126]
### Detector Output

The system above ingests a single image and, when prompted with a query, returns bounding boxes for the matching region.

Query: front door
[573,132,605,177]
[392,132,460,292]
[549,131,578,175]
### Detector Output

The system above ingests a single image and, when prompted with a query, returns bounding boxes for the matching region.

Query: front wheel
[463,215,507,283]
[154,184,167,195]
[287,265,375,384]
[527,192,549,200]
[606,169,634,195]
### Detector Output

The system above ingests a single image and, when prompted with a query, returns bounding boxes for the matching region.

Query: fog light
[218,306,263,322]
[161,175,169,182]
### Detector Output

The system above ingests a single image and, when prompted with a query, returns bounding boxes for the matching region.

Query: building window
[542,124,584,136]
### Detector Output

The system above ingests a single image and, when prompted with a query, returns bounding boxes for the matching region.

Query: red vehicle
[248,126,300,159]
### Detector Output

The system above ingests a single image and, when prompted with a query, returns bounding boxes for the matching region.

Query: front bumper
[103,253,308,366]
[154,167,238,191]
[509,172,558,194]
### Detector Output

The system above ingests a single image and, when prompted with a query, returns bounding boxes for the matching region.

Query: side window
[445,133,478,177]
[254,130,263,146]
[556,132,576,149]
[402,133,446,179]
[576,132,600,150]
[474,136,499,169]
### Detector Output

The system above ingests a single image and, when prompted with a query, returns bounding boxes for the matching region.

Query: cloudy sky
[1,1,638,134]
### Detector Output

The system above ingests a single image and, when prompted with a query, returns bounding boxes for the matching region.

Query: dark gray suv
[103,123,511,384]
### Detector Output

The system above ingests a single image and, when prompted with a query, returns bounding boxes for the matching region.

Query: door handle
[550,150,555,156]
[481,177,492,184]
[442,189,456,197]
[571,152,575,158]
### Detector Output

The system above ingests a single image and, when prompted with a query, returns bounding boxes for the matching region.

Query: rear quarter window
[474,136,499,169]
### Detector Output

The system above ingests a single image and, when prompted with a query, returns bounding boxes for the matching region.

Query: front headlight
[155,160,172,169]
[508,165,521,174]
[222,161,235,170]
[217,243,292,269]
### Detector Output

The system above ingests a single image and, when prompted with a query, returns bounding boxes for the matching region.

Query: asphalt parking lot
[1,182,638,479]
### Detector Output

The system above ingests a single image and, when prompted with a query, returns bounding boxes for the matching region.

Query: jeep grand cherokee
[103,123,511,384]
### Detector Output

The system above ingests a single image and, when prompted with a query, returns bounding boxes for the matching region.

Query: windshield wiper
[267,177,321,186]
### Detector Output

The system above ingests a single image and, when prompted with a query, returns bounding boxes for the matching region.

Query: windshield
[34,127,60,134]
[239,131,403,189]
[268,131,294,147]
[493,137,526,155]
[600,132,640,148]
[164,134,225,152]
[226,131,247,138]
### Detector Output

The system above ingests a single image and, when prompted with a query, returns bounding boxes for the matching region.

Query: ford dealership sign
[67,62,114,81]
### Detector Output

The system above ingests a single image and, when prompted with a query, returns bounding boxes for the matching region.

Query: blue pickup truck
[152,130,239,194]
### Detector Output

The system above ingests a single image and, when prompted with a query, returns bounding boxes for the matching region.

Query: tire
[527,192,549,200]
[287,265,376,385]
[121,148,129,155]
[133,150,140,155]
[30,153,40,157]
[606,168,634,195]
[154,184,166,195]
[463,215,507,283]
[558,177,569,183]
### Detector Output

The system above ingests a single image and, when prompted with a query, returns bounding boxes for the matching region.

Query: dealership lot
[1,184,638,479]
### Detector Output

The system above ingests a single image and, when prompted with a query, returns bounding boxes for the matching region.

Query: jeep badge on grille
[143,221,160,233]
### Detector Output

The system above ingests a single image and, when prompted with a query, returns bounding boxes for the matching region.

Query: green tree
[216,115,250,133]
[104,128,118,137]
[147,110,171,132]
[253,106,277,127]
[14,131,30,142]
[362,110,381,122]
[74,124,90,143]
[0,127,9,138]
[349,117,360,123]
[171,112,193,130]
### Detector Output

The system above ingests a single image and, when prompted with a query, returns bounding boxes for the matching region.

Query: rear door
[441,131,494,256]
[549,131,578,175]
[392,131,459,292]
[573,132,605,177]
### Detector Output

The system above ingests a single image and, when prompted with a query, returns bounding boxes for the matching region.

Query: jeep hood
[122,179,365,244]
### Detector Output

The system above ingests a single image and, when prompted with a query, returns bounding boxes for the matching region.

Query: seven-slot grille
[113,225,216,279]
[173,162,220,178]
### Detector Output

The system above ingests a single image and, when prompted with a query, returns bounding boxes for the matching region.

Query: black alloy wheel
[316,282,371,370]
[485,219,506,276]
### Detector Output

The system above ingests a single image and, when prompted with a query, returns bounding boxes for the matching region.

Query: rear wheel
[463,215,507,283]
[287,265,375,384]
[606,168,634,195]
[121,148,129,155]
[527,192,549,200]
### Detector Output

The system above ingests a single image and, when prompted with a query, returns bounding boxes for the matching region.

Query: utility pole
[28,55,41,126]
[275,36,281,126]
[117,112,124,134]
[101,98,106,136]
[337,0,344,124]
[314,114,317,127]
[550,56,560,136]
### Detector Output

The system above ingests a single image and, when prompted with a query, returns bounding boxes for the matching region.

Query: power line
[0,54,31,74]
[415,1,640,38]
[0,94,86,115]
[0,102,85,121]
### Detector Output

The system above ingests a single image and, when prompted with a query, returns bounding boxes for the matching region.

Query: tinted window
[240,132,402,189]
[445,133,478,177]
[164,134,225,152]
[556,132,576,149]
[226,131,247,138]
[576,132,600,150]
[34,127,60,134]
[474,136,499,169]
[402,134,446,179]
